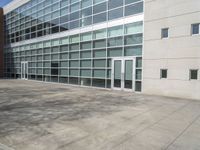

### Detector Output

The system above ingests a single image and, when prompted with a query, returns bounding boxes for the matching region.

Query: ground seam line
[111,101,192,149]
[164,114,200,150]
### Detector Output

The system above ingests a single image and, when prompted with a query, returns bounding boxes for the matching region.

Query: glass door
[112,58,135,91]
[21,62,28,80]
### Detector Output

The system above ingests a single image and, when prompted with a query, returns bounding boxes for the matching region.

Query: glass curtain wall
[4,0,143,44]
[4,21,143,91]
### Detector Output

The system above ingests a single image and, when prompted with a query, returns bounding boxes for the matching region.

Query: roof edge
[3,0,30,14]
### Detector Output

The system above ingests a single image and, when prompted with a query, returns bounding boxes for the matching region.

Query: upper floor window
[192,24,200,35]
[160,69,168,79]
[190,69,198,80]
[161,28,169,39]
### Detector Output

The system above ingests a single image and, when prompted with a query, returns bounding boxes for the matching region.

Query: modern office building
[1,0,200,100]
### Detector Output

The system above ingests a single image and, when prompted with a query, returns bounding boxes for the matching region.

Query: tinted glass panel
[108,0,123,9]
[108,8,123,20]
[93,13,107,24]
[125,2,143,16]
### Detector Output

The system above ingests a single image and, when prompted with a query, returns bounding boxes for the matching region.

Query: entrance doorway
[21,61,28,80]
[112,58,136,91]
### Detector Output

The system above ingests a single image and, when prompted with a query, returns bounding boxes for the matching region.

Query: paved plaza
[0,80,200,150]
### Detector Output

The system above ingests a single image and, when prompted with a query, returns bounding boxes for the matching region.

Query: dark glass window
[31,26,36,32]
[125,2,143,16]
[37,24,43,30]
[37,31,43,37]
[161,28,169,38]
[192,24,199,35]
[160,69,168,79]
[51,62,59,75]
[31,32,36,38]
[52,26,60,34]
[190,70,198,80]
[25,28,30,34]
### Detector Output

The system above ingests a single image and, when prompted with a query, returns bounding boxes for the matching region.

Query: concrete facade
[143,0,200,100]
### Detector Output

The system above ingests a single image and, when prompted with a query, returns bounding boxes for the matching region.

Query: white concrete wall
[143,0,200,100]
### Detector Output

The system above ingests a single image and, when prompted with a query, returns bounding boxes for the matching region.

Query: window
[190,69,198,80]
[93,12,107,24]
[108,0,123,9]
[160,69,168,79]
[192,24,200,35]
[161,28,169,38]
[108,8,123,20]
[82,0,92,8]
[125,2,143,16]
[93,2,107,14]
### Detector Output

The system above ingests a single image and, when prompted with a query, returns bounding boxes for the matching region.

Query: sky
[0,0,13,7]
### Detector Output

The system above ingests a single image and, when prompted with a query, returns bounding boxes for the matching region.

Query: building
[1,0,200,100]
[143,0,200,100]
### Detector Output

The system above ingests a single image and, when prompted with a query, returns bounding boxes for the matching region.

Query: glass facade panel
[81,32,92,41]
[4,0,143,91]
[93,29,107,39]
[108,26,123,37]
[124,34,143,45]
[93,49,106,58]
[81,69,91,77]
[93,70,105,78]
[81,51,91,58]
[93,40,106,48]
[125,22,143,34]
[108,48,123,57]
[124,46,142,56]
[108,8,123,20]
[93,60,106,68]
[93,12,107,24]
[81,60,91,67]
[4,0,143,44]
[107,37,123,47]
[125,2,143,16]
[82,0,92,8]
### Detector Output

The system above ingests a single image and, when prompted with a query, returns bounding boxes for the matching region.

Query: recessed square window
[190,69,198,80]
[192,24,199,35]
[160,69,168,79]
[161,28,169,38]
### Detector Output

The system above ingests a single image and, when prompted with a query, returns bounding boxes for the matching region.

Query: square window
[190,69,198,80]
[161,28,169,38]
[192,24,199,35]
[160,69,167,79]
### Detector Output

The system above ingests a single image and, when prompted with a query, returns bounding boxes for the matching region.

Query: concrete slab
[0,80,199,150]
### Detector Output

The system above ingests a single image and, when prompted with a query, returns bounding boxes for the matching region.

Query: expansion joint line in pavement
[111,101,192,149]
[164,113,200,150]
